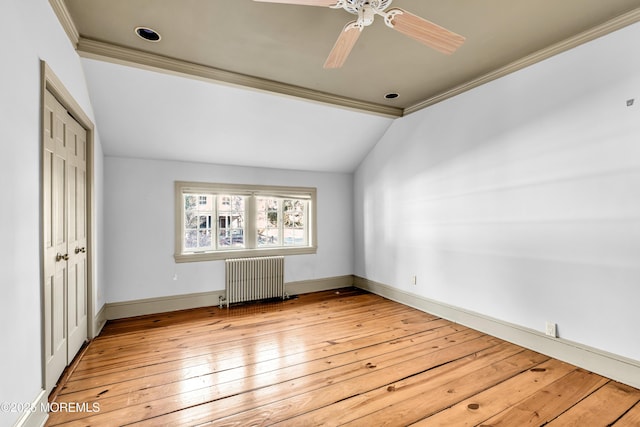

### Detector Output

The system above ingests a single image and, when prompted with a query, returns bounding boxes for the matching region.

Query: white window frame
[175,181,317,262]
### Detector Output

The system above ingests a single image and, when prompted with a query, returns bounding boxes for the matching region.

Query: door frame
[40,61,96,390]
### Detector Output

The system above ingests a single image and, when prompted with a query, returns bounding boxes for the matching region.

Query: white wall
[104,157,353,303]
[0,1,103,425]
[355,22,640,362]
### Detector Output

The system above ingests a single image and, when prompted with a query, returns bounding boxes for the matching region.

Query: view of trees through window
[176,182,315,261]
[256,198,307,247]
[183,193,307,253]
[184,194,244,251]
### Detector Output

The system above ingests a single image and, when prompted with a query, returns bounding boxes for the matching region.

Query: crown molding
[48,0,79,47]
[75,37,403,118]
[405,6,640,115]
[53,4,640,118]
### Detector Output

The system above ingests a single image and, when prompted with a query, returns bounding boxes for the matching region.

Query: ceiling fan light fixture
[135,26,161,42]
[358,4,375,26]
[337,0,394,15]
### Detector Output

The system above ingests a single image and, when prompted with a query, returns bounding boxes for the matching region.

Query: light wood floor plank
[614,401,640,426]
[546,381,640,426]
[54,324,467,424]
[44,288,639,427]
[411,358,577,426]
[272,343,533,427]
[478,368,609,426]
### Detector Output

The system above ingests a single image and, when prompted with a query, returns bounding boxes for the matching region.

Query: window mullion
[212,195,218,251]
[246,195,256,249]
[278,198,284,247]
[182,193,187,253]
[303,201,311,245]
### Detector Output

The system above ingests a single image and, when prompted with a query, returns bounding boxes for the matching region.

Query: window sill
[174,246,317,263]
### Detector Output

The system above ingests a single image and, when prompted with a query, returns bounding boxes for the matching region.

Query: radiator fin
[225,256,285,307]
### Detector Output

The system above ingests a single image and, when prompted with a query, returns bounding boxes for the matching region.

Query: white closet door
[43,90,88,392]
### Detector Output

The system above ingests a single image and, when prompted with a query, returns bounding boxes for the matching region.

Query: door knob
[75,247,86,254]
[56,253,69,262]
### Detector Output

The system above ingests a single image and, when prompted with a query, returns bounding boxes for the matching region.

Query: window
[256,197,309,248]
[175,182,317,262]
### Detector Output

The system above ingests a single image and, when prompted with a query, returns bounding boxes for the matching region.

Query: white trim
[65,9,640,118]
[105,290,225,320]
[104,276,352,320]
[94,304,107,336]
[12,389,48,427]
[405,7,640,114]
[75,38,403,118]
[286,275,354,295]
[48,0,79,48]
[354,276,640,390]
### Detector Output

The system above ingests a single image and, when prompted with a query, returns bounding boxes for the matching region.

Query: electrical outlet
[173,274,178,281]
[545,321,557,338]
[411,275,417,285]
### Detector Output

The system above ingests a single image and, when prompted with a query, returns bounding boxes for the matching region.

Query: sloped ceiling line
[406,6,640,114]
[49,0,79,47]
[76,37,404,118]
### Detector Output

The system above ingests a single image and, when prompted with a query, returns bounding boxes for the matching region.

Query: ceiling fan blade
[253,0,337,6]
[387,8,465,55]
[323,22,362,69]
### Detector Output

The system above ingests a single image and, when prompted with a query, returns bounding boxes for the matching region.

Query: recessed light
[135,26,161,42]
[384,93,399,100]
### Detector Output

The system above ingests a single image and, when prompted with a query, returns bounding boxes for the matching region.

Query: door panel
[43,90,88,391]
[44,91,69,390]
[66,116,88,361]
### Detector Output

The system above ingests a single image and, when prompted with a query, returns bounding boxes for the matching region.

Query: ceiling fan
[254,0,465,69]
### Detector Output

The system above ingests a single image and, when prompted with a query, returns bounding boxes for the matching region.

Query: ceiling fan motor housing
[338,0,394,15]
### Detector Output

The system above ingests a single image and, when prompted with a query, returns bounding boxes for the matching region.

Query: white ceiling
[82,58,394,173]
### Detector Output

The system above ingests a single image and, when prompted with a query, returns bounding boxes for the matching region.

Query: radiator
[223,256,285,307]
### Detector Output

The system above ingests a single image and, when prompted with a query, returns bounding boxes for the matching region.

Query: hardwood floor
[46,288,640,426]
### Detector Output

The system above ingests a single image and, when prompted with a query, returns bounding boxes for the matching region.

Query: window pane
[284,199,305,228]
[231,229,244,246]
[185,212,198,229]
[185,195,198,211]
[283,199,307,246]
[260,228,279,246]
[185,230,198,249]
[199,215,211,229]
[184,193,214,251]
[218,195,244,211]
[257,197,279,247]
[283,229,305,246]
[199,230,212,248]
[217,195,245,248]
[218,229,243,247]
[218,230,229,247]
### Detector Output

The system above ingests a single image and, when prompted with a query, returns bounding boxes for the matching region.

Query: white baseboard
[105,289,226,320]
[104,275,353,320]
[13,389,48,427]
[354,276,640,390]
[286,275,354,295]
[93,304,107,337]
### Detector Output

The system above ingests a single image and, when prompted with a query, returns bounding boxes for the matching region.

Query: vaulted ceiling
[53,0,640,172]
